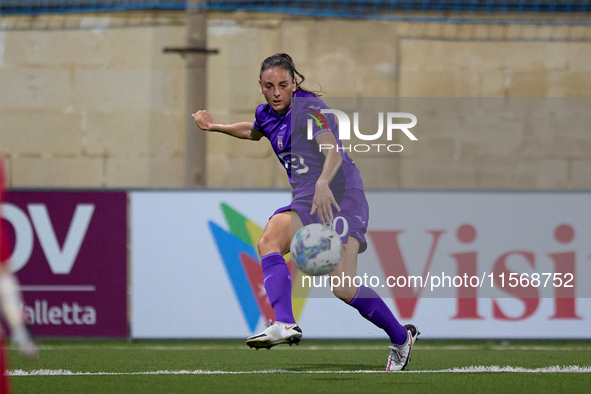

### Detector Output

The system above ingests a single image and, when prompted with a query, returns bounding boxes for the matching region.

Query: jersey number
[331,216,349,238]
[278,153,309,175]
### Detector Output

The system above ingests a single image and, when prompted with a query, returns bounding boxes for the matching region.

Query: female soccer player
[0,154,37,393]
[193,53,418,371]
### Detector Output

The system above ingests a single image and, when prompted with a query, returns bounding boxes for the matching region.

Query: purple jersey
[253,90,364,198]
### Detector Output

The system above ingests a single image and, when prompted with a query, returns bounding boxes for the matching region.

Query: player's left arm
[310,131,342,226]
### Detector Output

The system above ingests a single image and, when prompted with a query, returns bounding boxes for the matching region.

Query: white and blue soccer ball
[290,223,342,276]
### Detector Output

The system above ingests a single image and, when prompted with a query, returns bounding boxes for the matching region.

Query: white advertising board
[131,191,591,339]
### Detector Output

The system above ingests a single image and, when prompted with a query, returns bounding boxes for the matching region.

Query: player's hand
[12,326,38,357]
[192,110,214,131]
[310,180,340,226]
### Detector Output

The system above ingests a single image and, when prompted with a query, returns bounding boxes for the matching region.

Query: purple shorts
[272,188,369,254]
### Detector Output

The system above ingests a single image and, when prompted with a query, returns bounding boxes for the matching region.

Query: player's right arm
[192,110,263,141]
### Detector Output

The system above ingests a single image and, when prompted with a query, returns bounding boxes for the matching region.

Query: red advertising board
[1,191,127,337]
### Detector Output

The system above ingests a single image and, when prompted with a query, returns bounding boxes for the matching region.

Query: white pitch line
[27,345,591,352]
[9,366,591,376]
[490,346,591,351]
[29,345,413,351]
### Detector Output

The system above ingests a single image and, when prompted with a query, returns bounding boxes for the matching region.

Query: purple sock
[261,253,295,324]
[348,285,407,345]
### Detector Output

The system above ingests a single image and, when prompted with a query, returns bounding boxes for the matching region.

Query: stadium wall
[0,11,590,189]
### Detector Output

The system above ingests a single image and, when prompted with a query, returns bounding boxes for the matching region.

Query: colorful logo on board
[208,203,309,332]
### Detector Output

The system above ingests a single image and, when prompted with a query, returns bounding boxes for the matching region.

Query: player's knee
[257,233,278,256]
[257,236,269,256]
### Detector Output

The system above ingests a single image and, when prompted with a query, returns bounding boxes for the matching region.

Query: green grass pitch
[9,340,591,394]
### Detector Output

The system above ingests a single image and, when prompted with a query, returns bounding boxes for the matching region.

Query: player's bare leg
[329,236,361,302]
[257,211,293,257]
[330,236,419,371]
[246,211,303,349]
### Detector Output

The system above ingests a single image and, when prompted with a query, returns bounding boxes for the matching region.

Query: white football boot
[246,320,303,349]
[386,324,420,371]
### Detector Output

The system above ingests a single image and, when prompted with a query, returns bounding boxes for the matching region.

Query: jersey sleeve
[292,94,333,139]
[252,104,267,137]
[308,100,333,139]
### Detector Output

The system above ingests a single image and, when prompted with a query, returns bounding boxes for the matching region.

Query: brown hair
[259,53,323,96]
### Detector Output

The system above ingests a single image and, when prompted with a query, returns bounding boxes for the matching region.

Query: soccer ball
[290,223,342,276]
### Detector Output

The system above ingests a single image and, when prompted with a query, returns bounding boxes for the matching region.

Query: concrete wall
[1,12,590,189]
[0,13,187,187]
